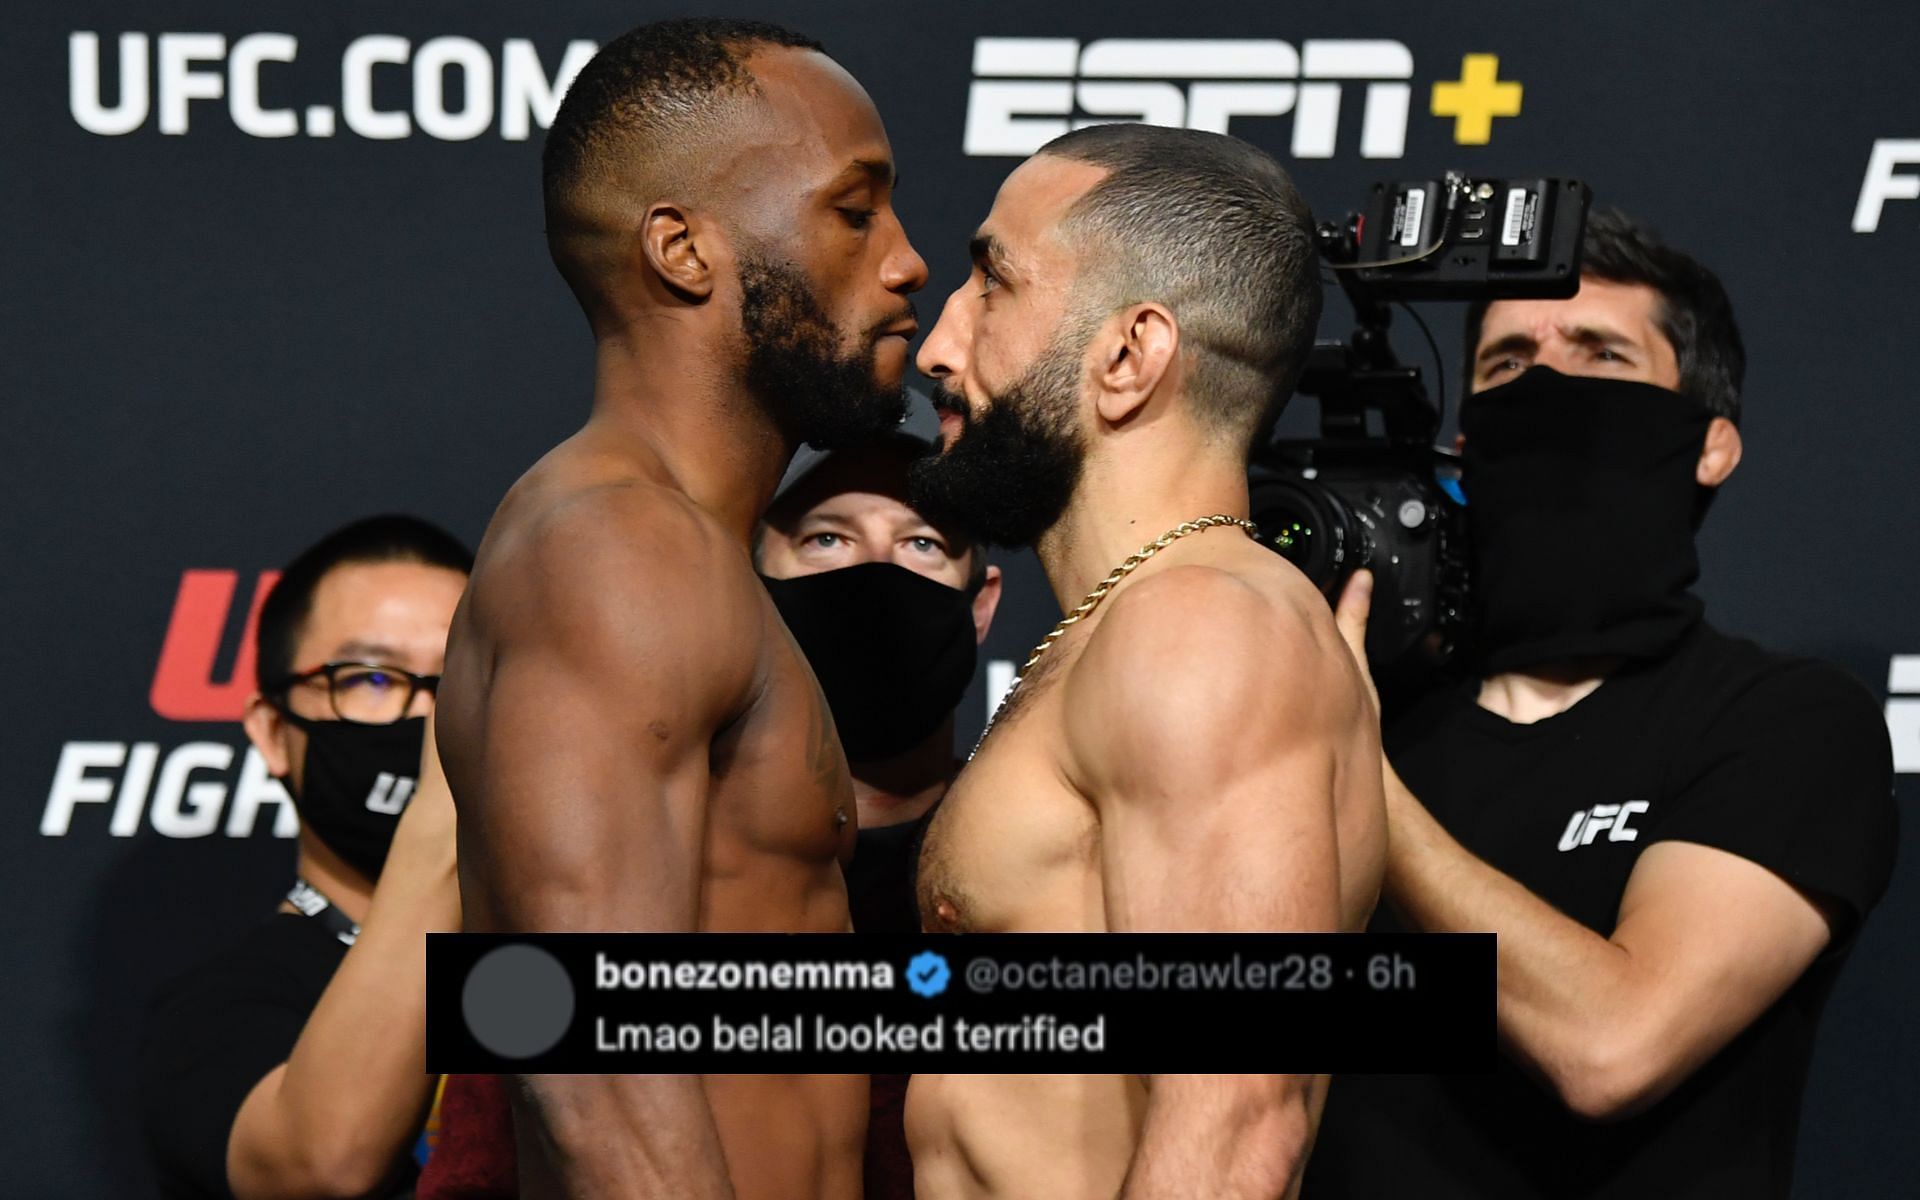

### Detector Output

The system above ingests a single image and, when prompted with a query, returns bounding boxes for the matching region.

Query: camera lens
[1270,518,1316,567]
[1249,477,1364,593]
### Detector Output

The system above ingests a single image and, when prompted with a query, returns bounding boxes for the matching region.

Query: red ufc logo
[149,570,281,721]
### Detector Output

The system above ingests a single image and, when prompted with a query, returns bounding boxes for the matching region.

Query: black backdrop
[6,2,1917,1194]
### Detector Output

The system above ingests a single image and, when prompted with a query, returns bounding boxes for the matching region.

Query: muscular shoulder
[465,478,770,721]
[490,482,758,643]
[1071,562,1355,713]
[1061,563,1364,789]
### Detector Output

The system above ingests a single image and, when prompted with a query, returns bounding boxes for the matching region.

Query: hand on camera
[1334,570,1382,722]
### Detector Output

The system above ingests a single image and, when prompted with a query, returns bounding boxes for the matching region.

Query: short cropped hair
[254,515,473,692]
[1036,124,1324,443]
[542,18,822,232]
[1465,208,1747,423]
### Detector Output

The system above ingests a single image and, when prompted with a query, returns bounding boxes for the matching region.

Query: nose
[883,221,929,296]
[915,284,971,382]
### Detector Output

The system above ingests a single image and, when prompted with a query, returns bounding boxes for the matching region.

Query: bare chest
[700,614,857,930]
[916,668,1103,933]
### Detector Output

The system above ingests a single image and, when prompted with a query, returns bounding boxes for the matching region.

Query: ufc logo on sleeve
[1557,801,1650,852]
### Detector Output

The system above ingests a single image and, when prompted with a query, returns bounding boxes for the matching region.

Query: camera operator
[1305,211,1897,1198]
[138,515,470,1199]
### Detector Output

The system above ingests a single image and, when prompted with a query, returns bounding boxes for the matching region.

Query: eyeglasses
[269,661,441,725]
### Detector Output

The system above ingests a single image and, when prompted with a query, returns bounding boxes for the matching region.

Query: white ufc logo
[964,37,1413,158]
[1557,801,1649,852]
[364,772,416,815]
[1888,655,1920,773]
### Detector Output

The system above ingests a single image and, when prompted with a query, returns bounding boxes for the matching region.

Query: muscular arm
[1335,572,1834,1121]
[224,716,460,1199]
[445,495,762,1198]
[1380,773,1829,1119]
[1062,568,1368,1199]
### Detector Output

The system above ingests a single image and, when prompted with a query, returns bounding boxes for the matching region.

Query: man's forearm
[517,1074,736,1199]
[229,842,460,1196]
[1382,767,1644,1111]
[1118,1075,1310,1200]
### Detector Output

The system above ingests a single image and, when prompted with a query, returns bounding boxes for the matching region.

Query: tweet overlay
[428,934,1494,1072]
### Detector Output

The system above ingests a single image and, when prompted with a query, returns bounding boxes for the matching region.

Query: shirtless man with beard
[430,18,925,1200]
[902,124,1385,1199]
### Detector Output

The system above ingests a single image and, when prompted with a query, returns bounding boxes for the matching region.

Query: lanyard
[286,877,361,947]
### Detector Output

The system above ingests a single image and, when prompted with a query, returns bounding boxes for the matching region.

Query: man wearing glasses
[139,514,471,1200]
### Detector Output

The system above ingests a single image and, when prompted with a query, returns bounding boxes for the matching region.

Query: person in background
[138,514,471,1199]
[1307,210,1899,1199]
[760,395,1003,1200]
[758,393,1003,938]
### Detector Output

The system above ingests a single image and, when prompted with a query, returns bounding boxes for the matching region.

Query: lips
[875,301,919,342]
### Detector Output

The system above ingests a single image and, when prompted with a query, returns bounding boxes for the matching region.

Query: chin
[873,338,909,382]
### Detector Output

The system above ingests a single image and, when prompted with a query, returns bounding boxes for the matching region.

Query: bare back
[437,430,865,1200]
[905,539,1386,1199]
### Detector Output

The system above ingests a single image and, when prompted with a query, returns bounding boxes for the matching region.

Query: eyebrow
[330,640,406,664]
[793,510,859,532]
[1477,324,1642,366]
[1559,323,1641,353]
[833,158,896,191]
[1477,332,1536,365]
[798,501,945,539]
[969,232,1016,282]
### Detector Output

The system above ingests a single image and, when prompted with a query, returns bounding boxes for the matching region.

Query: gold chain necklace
[972,514,1258,756]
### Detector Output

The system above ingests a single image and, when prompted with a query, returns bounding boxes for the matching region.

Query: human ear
[1093,304,1179,427]
[640,202,716,300]
[242,693,294,779]
[971,565,1004,644]
[1696,417,1743,487]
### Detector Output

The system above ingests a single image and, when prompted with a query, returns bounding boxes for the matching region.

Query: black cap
[773,388,942,507]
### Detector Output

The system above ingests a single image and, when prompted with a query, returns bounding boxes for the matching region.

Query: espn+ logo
[965,37,1418,159]
[41,571,299,840]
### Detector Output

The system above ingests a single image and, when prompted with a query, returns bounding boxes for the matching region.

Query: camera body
[1250,338,1470,681]
[1350,176,1590,301]
[1249,173,1591,681]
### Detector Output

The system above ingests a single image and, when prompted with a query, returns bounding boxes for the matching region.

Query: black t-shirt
[138,912,421,1199]
[846,805,938,935]
[1307,622,1896,1199]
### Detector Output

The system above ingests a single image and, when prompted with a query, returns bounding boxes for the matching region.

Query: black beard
[907,333,1087,549]
[740,257,908,450]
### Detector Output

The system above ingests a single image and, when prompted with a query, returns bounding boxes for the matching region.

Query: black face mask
[277,713,426,882]
[1461,367,1712,673]
[763,562,978,761]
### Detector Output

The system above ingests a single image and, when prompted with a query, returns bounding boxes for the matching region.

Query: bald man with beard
[429,18,925,1200]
